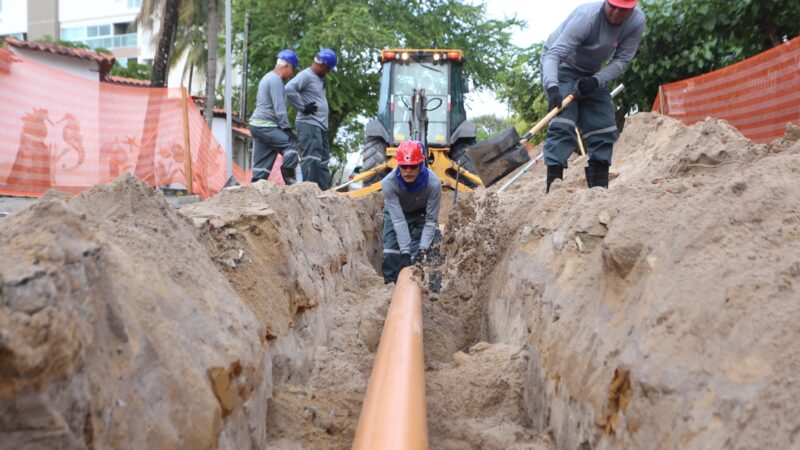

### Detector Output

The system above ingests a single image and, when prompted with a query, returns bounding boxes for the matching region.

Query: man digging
[380,141,442,284]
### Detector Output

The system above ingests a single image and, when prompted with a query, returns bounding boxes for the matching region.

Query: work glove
[547,86,563,111]
[576,76,599,98]
[283,128,299,144]
[400,253,412,269]
[302,102,318,115]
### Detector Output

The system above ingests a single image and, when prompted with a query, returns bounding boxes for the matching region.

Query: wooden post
[181,88,193,195]
[576,128,587,156]
[658,85,666,115]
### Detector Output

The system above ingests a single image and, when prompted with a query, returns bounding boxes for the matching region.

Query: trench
[3,114,799,450]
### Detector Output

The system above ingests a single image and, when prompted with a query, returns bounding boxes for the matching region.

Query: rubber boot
[585,162,609,189]
[281,168,297,185]
[546,165,563,194]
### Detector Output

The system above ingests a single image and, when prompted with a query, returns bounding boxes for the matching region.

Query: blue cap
[277,49,300,69]
[315,48,338,72]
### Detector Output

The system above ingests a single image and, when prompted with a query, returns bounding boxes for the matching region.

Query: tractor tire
[448,139,479,188]
[361,136,389,186]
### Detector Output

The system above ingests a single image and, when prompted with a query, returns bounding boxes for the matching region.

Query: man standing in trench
[286,49,338,190]
[541,0,646,192]
[380,141,442,284]
[249,49,301,184]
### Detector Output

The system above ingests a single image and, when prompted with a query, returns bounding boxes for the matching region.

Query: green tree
[236,0,521,164]
[495,43,550,143]
[497,0,799,132]
[111,60,153,80]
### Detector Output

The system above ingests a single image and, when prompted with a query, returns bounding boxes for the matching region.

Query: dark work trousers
[543,66,620,168]
[249,125,299,182]
[381,208,425,284]
[297,122,332,190]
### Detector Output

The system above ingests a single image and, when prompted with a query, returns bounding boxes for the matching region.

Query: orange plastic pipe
[352,267,428,450]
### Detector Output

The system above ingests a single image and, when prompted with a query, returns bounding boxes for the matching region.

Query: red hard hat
[608,0,637,8]
[396,141,425,166]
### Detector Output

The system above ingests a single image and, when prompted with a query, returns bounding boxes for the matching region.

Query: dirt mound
[1,174,266,449]
[439,112,800,449]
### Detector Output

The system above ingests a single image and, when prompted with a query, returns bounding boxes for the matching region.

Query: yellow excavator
[337,49,483,198]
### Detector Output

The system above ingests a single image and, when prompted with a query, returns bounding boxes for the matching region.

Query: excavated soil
[2,112,799,450]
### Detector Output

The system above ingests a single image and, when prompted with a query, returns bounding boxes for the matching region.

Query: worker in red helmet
[541,0,646,192]
[380,140,442,284]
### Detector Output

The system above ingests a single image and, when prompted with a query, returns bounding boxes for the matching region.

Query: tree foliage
[498,0,799,132]
[236,0,521,163]
[495,42,550,143]
[111,60,153,80]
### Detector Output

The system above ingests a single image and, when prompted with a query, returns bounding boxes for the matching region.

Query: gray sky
[465,0,592,117]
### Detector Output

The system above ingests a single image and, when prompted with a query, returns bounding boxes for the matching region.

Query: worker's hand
[400,253,412,269]
[283,128,299,144]
[576,76,599,98]
[302,102,318,115]
[547,86,563,111]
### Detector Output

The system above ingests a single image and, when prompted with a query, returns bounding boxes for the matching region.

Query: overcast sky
[465,0,592,117]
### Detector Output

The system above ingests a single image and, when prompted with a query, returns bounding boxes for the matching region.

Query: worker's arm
[419,174,441,250]
[284,72,306,112]
[269,77,291,129]
[382,180,414,254]
[541,13,592,90]
[594,16,646,88]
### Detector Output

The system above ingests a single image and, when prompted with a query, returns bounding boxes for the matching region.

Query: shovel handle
[520,94,575,145]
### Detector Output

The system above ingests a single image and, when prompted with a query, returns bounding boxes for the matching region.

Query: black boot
[281,168,297,185]
[585,162,609,189]
[546,165,563,194]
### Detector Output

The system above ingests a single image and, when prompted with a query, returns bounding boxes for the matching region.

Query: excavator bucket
[466,126,531,187]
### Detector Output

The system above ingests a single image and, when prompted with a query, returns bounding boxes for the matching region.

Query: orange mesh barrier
[0,48,228,198]
[652,36,800,143]
[231,156,285,186]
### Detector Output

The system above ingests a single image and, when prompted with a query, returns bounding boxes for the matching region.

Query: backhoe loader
[339,49,482,197]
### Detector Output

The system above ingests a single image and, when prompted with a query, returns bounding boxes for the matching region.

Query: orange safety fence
[0,47,228,198]
[231,154,285,186]
[652,36,800,144]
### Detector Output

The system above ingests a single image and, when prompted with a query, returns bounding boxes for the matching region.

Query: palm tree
[134,0,222,182]
[138,0,180,87]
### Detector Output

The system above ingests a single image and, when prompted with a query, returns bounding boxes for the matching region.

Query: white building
[0,0,217,92]
[0,0,28,39]
[58,0,154,67]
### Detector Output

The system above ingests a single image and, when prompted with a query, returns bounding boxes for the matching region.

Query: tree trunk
[151,0,179,87]
[204,0,219,129]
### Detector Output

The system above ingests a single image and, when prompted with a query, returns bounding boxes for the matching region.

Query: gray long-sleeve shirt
[381,168,442,254]
[285,68,329,131]
[542,1,646,89]
[250,71,290,129]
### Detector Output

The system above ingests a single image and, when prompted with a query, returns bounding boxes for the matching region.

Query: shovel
[466,95,575,187]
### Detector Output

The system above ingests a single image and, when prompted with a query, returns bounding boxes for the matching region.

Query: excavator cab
[343,49,482,198]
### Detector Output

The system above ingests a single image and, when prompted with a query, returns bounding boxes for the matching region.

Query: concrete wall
[11,46,101,81]
[0,0,28,36]
[212,116,251,170]
[27,0,58,41]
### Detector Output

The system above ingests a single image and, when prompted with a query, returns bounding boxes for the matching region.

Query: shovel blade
[466,126,531,187]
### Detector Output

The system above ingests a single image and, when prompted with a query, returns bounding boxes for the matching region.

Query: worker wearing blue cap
[286,48,338,190]
[249,49,301,184]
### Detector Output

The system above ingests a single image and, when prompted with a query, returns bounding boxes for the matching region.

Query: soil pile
[3,111,798,450]
[0,174,266,449]
[0,176,387,449]
[437,113,800,449]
